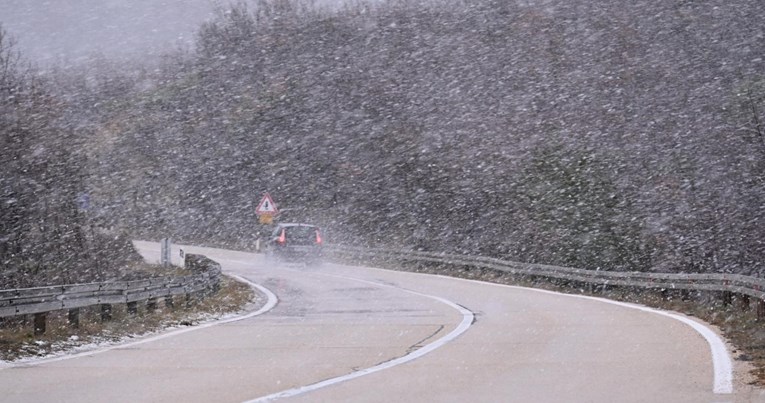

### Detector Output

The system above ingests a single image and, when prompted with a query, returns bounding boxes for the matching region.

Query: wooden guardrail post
[185,293,195,308]
[758,299,765,320]
[722,291,733,306]
[740,295,751,311]
[127,301,138,315]
[33,313,46,336]
[147,297,158,312]
[68,308,80,329]
[680,289,691,301]
[101,304,113,322]
[660,288,669,301]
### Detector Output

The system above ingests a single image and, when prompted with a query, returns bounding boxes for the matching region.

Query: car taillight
[277,228,286,245]
[315,230,322,245]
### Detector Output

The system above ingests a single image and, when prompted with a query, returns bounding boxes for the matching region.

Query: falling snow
[1,0,764,287]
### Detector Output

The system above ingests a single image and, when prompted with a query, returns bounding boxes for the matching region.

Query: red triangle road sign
[256,193,279,215]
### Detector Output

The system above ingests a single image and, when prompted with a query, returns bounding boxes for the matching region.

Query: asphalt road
[0,243,761,402]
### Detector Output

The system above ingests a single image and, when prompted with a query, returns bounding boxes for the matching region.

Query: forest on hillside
[1,0,764,286]
[0,29,140,287]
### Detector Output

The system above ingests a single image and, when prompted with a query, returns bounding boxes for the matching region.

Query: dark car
[266,223,323,262]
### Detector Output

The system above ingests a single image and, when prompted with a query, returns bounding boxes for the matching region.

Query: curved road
[0,243,761,402]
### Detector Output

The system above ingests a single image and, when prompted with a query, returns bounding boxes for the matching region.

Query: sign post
[259,215,273,225]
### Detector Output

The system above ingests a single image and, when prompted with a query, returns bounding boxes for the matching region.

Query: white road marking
[0,274,278,370]
[245,259,735,399]
[16,245,729,396]
[189,251,734,396]
[580,294,734,394]
[440,275,735,395]
[245,272,475,402]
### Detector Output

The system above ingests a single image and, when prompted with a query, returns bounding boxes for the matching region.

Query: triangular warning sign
[256,193,278,215]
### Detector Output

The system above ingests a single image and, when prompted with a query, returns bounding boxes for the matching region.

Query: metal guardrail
[0,254,221,318]
[7,245,758,322]
[326,246,765,301]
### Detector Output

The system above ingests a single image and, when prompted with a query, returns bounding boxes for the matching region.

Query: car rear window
[286,226,319,244]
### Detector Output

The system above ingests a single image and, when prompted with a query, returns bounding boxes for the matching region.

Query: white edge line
[0,274,278,370]
[244,275,475,403]
[432,274,734,394]
[580,294,734,394]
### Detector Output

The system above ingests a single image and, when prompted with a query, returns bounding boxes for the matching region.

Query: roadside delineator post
[161,238,172,267]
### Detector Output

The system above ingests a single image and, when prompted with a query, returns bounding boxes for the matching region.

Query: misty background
[0,0,356,66]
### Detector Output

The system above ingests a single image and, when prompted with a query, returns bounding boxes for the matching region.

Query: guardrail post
[33,313,46,336]
[127,301,138,315]
[101,304,113,322]
[758,300,765,320]
[740,295,751,311]
[185,293,195,308]
[722,291,733,306]
[680,290,691,301]
[659,288,669,301]
[68,308,80,329]
[147,297,157,312]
